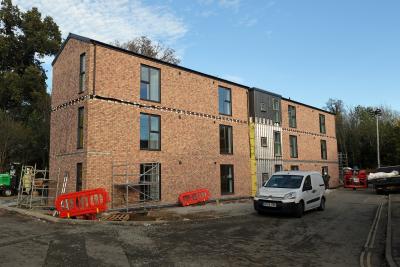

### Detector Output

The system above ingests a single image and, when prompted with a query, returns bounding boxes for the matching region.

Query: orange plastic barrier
[178,189,210,207]
[55,188,109,219]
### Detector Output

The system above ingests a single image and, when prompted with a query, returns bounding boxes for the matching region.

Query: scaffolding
[16,165,57,209]
[111,162,160,211]
[338,152,348,183]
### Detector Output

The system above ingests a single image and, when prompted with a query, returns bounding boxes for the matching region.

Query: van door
[309,174,323,208]
[302,175,314,210]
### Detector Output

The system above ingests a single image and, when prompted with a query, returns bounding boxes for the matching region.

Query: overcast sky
[16,0,400,111]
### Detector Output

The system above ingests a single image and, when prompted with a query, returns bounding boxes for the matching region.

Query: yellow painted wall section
[249,122,257,196]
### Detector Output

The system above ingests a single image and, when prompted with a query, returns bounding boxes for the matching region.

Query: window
[273,131,282,156]
[79,53,86,92]
[77,107,84,149]
[76,163,82,192]
[220,125,233,154]
[140,163,160,201]
[262,173,269,184]
[274,164,283,173]
[218,87,232,116]
[289,135,298,158]
[321,140,327,159]
[288,105,297,128]
[291,165,299,171]
[221,165,234,194]
[140,113,160,150]
[261,137,268,147]
[260,102,267,112]
[272,98,280,124]
[303,175,312,190]
[140,65,160,102]
[319,114,326,134]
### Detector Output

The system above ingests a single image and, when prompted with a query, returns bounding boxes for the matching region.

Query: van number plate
[263,202,277,207]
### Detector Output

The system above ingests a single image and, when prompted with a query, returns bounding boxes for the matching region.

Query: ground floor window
[291,165,299,171]
[274,164,283,173]
[139,163,160,201]
[221,165,234,195]
[76,163,82,192]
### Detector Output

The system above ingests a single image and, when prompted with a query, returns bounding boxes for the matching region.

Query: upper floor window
[79,53,86,92]
[272,98,280,124]
[288,105,297,128]
[321,140,327,159]
[260,102,267,112]
[77,107,84,149]
[218,86,231,116]
[261,137,268,147]
[319,114,326,134]
[140,113,160,150]
[289,135,298,158]
[140,65,160,102]
[220,124,233,154]
[273,131,281,157]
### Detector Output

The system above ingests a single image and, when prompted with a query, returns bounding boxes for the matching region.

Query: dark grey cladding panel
[249,88,282,121]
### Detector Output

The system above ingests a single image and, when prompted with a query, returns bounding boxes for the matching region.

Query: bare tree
[114,36,180,65]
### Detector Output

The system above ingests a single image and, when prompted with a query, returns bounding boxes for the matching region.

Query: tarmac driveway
[0,188,390,267]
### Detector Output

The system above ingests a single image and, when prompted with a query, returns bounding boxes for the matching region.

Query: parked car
[254,171,326,217]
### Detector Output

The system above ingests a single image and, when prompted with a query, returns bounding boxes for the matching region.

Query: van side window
[303,175,312,190]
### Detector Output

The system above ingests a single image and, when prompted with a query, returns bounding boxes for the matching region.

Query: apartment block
[50,34,251,206]
[50,33,339,207]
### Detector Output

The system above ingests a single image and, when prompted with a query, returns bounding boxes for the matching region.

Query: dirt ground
[0,188,394,266]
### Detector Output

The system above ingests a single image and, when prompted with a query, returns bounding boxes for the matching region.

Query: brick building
[50,33,338,206]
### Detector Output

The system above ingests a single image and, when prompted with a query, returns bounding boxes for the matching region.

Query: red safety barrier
[178,189,210,207]
[55,188,109,219]
[344,170,368,189]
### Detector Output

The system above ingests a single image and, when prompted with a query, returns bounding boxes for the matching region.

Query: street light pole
[372,108,382,168]
[376,114,380,168]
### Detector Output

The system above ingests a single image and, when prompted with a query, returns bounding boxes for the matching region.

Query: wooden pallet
[103,213,130,221]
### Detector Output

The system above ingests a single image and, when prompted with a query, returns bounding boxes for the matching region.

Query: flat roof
[52,33,335,115]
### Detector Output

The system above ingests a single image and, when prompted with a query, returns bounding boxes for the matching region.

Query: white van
[254,171,326,217]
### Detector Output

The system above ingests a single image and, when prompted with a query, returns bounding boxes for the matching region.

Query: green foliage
[0,0,61,170]
[325,99,400,169]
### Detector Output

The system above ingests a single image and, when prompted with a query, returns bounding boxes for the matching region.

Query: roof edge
[281,97,336,115]
[52,33,250,90]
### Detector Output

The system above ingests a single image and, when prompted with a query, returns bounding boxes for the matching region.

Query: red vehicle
[344,168,368,189]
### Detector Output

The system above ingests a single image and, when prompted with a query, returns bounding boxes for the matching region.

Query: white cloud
[197,0,241,11]
[14,0,188,44]
[240,17,258,27]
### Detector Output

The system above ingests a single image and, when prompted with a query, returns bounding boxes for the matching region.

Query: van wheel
[318,197,325,211]
[294,201,304,218]
[3,189,12,197]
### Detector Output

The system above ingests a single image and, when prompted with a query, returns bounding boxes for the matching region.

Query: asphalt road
[0,188,391,267]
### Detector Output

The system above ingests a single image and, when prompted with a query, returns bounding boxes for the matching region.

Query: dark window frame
[289,135,298,158]
[272,98,280,124]
[79,53,86,93]
[291,165,299,171]
[319,114,326,134]
[273,131,282,157]
[76,163,83,192]
[260,102,267,112]
[140,113,161,151]
[261,137,268,147]
[218,86,232,116]
[288,105,297,128]
[274,164,283,173]
[220,164,234,195]
[140,64,161,103]
[77,107,84,149]
[321,139,327,160]
[219,124,233,154]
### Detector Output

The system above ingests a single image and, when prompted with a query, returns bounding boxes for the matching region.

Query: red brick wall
[281,99,339,187]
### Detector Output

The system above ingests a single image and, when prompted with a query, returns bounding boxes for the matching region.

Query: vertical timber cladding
[248,88,283,191]
[249,120,257,196]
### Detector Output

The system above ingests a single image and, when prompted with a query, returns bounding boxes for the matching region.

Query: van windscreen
[263,175,304,189]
